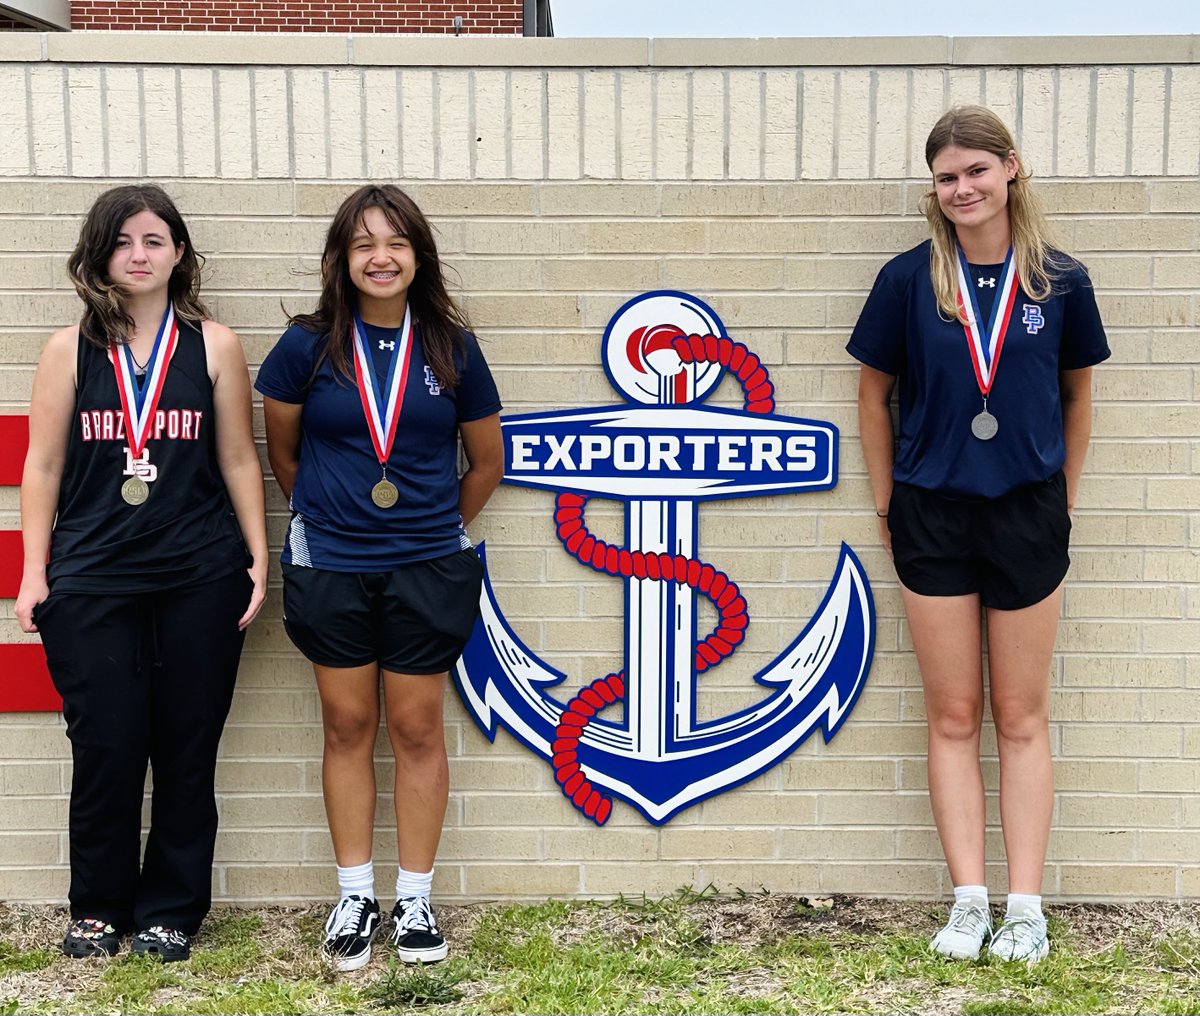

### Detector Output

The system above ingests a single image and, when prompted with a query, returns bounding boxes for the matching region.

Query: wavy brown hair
[919,105,1068,322]
[290,185,470,389]
[67,184,208,350]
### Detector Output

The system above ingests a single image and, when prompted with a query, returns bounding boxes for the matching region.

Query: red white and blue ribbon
[955,246,1019,396]
[351,305,413,467]
[109,303,178,458]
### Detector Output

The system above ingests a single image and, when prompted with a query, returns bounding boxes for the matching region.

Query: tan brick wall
[0,33,1197,903]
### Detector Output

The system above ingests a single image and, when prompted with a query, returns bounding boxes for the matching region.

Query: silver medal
[971,411,999,441]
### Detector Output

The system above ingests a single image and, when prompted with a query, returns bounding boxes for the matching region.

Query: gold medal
[371,478,399,509]
[121,475,150,505]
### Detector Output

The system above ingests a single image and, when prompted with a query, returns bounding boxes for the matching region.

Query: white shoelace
[990,914,1047,957]
[393,896,437,936]
[325,896,370,938]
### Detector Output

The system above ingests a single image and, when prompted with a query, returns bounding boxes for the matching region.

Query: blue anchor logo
[453,291,876,825]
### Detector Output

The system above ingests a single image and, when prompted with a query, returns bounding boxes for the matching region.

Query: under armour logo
[424,365,442,396]
[977,277,996,288]
[1023,304,1045,334]
[378,340,396,351]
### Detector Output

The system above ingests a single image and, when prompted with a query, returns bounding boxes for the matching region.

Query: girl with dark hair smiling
[17,184,267,962]
[256,185,503,970]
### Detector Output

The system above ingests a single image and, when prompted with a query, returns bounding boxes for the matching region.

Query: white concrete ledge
[0,30,1196,67]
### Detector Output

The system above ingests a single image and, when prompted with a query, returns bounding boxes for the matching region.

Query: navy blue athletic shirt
[255,321,501,570]
[847,240,1110,498]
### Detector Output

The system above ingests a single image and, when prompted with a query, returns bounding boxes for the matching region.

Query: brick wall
[0,32,1198,902]
[69,1,523,33]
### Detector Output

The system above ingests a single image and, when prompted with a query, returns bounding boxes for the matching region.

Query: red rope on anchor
[549,334,768,825]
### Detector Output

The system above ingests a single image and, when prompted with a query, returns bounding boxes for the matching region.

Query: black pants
[37,569,250,935]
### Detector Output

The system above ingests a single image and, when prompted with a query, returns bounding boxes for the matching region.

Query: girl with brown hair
[256,184,503,970]
[17,184,267,961]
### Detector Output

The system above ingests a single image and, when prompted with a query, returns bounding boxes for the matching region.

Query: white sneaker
[931,900,993,959]
[988,914,1050,963]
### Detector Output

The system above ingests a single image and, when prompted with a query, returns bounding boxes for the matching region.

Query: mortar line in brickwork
[721,69,730,179]
[211,67,222,177]
[575,69,584,180]
[22,67,33,174]
[173,67,183,177]
[61,66,72,176]
[903,69,913,178]
[284,69,295,178]
[795,70,803,181]
[432,70,441,177]
[831,70,842,179]
[538,69,548,181]
[358,67,368,178]
[1160,67,1172,178]
[1014,68,1025,153]
[395,68,404,178]
[1124,67,1135,177]
[99,67,110,176]
[868,69,878,179]
[649,70,658,180]
[1087,66,1098,176]
[247,68,259,179]
[504,69,513,178]
[686,70,696,180]
[467,69,477,179]
[757,71,766,181]
[613,70,623,181]
[1051,68,1061,176]
[321,69,331,178]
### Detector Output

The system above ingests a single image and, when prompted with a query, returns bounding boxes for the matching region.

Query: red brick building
[0,0,552,33]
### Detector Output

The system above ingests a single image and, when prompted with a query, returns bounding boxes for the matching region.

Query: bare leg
[901,585,986,887]
[382,671,448,873]
[986,583,1063,895]
[314,663,381,866]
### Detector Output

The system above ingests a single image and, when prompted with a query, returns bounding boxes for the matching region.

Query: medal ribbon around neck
[954,245,1020,396]
[351,306,414,469]
[109,303,178,459]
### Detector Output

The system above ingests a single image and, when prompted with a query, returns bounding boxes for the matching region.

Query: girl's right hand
[15,575,49,634]
[877,514,892,559]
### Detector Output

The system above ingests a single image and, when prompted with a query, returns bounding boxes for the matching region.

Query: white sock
[1006,893,1043,921]
[953,884,989,907]
[395,866,434,901]
[336,860,375,902]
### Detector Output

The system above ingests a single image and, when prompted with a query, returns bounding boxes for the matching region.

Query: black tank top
[47,318,249,594]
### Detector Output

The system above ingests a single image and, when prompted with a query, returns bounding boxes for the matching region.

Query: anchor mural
[453,291,875,825]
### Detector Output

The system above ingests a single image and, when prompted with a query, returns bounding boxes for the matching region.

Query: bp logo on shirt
[453,291,875,825]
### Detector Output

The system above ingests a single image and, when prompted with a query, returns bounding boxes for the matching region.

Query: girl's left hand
[238,560,268,630]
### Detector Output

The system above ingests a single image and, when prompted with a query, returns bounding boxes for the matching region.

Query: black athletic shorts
[282,548,484,674]
[888,471,1071,611]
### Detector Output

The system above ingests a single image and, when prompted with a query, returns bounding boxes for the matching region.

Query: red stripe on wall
[0,644,60,712]
[0,529,21,597]
[0,415,28,485]
[0,414,59,712]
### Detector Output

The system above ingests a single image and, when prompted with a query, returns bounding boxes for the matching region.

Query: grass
[3,893,1200,1014]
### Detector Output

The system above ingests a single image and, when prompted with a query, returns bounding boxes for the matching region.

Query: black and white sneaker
[322,895,382,971]
[131,926,191,962]
[390,896,448,963]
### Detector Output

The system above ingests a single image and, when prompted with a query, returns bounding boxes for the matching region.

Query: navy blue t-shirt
[847,240,1110,498]
[255,321,502,570]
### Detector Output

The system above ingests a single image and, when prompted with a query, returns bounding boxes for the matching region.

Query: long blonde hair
[919,106,1065,322]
